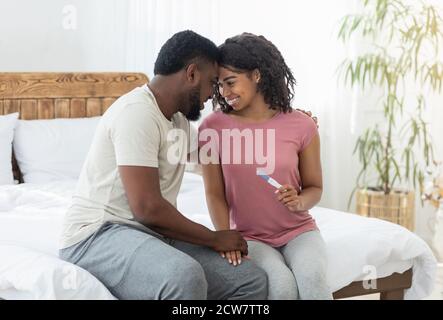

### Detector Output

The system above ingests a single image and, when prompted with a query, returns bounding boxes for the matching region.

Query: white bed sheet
[0,173,437,299]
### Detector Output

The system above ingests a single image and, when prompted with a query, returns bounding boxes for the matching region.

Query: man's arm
[119,165,248,254]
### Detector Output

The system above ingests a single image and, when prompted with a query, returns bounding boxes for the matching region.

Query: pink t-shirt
[198,109,319,247]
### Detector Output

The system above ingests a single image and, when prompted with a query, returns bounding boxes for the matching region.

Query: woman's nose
[220,84,229,97]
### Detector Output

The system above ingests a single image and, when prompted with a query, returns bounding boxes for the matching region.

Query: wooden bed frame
[0,72,148,183]
[0,72,413,300]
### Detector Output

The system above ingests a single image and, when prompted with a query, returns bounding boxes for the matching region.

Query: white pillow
[13,117,101,183]
[0,245,116,300]
[0,113,19,185]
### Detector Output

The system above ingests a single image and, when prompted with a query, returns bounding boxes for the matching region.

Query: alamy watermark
[62,5,77,30]
[167,128,276,175]
[362,265,377,290]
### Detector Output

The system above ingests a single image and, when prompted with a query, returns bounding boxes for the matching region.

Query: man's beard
[185,88,202,121]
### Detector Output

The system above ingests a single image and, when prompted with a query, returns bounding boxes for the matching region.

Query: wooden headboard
[0,72,149,183]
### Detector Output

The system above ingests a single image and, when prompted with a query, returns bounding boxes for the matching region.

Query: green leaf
[336,0,443,200]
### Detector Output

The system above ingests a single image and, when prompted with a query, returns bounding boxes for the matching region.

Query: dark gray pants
[59,222,267,300]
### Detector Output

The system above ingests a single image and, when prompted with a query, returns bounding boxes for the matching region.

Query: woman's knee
[249,257,299,300]
[267,271,298,300]
[293,266,332,300]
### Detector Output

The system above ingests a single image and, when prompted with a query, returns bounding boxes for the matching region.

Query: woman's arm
[297,132,323,209]
[202,162,244,265]
[277,133,323,211]
[201,163,230,231]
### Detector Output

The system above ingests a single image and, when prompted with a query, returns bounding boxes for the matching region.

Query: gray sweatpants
[59,222,267,300]
[247,230,333,300]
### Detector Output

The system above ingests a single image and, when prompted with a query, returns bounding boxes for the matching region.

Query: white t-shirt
[60,85,190,249]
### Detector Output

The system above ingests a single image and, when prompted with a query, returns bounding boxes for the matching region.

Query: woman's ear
[253,69,261,83]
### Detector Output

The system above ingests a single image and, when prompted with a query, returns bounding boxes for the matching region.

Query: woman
[198,33,332,300]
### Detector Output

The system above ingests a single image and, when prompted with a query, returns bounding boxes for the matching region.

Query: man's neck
[147,76,180,121]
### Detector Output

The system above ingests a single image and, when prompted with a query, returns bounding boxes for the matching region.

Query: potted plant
[423,162,443,259]
[336,0,443,230]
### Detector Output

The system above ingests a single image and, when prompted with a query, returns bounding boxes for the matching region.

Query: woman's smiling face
[217,66,260,112]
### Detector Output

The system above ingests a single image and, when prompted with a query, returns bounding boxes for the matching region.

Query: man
[59,30,268,300]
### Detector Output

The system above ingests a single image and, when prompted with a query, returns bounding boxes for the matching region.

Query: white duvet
[0,173,437,300]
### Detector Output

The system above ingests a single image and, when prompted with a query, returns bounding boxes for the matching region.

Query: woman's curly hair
[213,33,296,113]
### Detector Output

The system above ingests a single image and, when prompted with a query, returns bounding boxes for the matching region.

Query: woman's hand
[276,184,305,212]
[220,250,249,266]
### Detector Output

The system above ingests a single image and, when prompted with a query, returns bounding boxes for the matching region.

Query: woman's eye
[227,82,234,86]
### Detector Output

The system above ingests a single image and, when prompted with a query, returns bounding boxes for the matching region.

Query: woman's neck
[232,95,278,121]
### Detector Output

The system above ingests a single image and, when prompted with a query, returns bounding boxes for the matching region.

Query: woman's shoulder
[287,108,309,118]
[281,108,314,123]
[281,108,318,133]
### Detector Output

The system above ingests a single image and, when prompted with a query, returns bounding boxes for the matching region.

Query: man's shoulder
[105,87,162,123]
[116,86,159,115]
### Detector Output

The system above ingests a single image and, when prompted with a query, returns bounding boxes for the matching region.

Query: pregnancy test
[256,170,282,189]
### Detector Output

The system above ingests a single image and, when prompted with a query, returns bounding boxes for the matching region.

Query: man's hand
[211,230,248,256]
[276,184,305,212]
[296,108,318,128]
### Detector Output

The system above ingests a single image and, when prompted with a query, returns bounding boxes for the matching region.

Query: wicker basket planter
[356,188,415,231]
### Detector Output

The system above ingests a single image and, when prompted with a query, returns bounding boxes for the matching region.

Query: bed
[0,72,437,300]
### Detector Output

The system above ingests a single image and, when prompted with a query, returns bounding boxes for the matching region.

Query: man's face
[184,62,218,121]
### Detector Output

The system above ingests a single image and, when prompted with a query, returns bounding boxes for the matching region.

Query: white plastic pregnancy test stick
[256,170,283,189]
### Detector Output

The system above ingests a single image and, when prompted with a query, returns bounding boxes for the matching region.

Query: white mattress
[0,173,437,299]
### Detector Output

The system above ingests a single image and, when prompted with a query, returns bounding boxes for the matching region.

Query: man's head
[154,30,219,121]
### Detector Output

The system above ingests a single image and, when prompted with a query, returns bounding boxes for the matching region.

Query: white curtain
[120,0,359,213]
[94,1,442,236]
[1,0,440,245]
[124,0,222,78]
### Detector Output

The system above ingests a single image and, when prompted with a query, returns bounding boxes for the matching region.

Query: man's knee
[162,258,208,299]
[251,266,269,298]
[234,262,268,299]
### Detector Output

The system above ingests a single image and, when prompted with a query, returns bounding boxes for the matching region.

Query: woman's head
[213,33,296,113]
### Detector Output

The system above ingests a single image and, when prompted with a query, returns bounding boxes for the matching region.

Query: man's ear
[185,63,201,85]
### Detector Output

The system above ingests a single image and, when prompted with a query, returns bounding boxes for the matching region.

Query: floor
[342,263,443,300]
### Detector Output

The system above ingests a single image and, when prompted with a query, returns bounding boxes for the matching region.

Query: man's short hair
[154,30,219,75]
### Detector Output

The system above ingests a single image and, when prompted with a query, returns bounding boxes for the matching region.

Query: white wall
[0,0,127,71]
